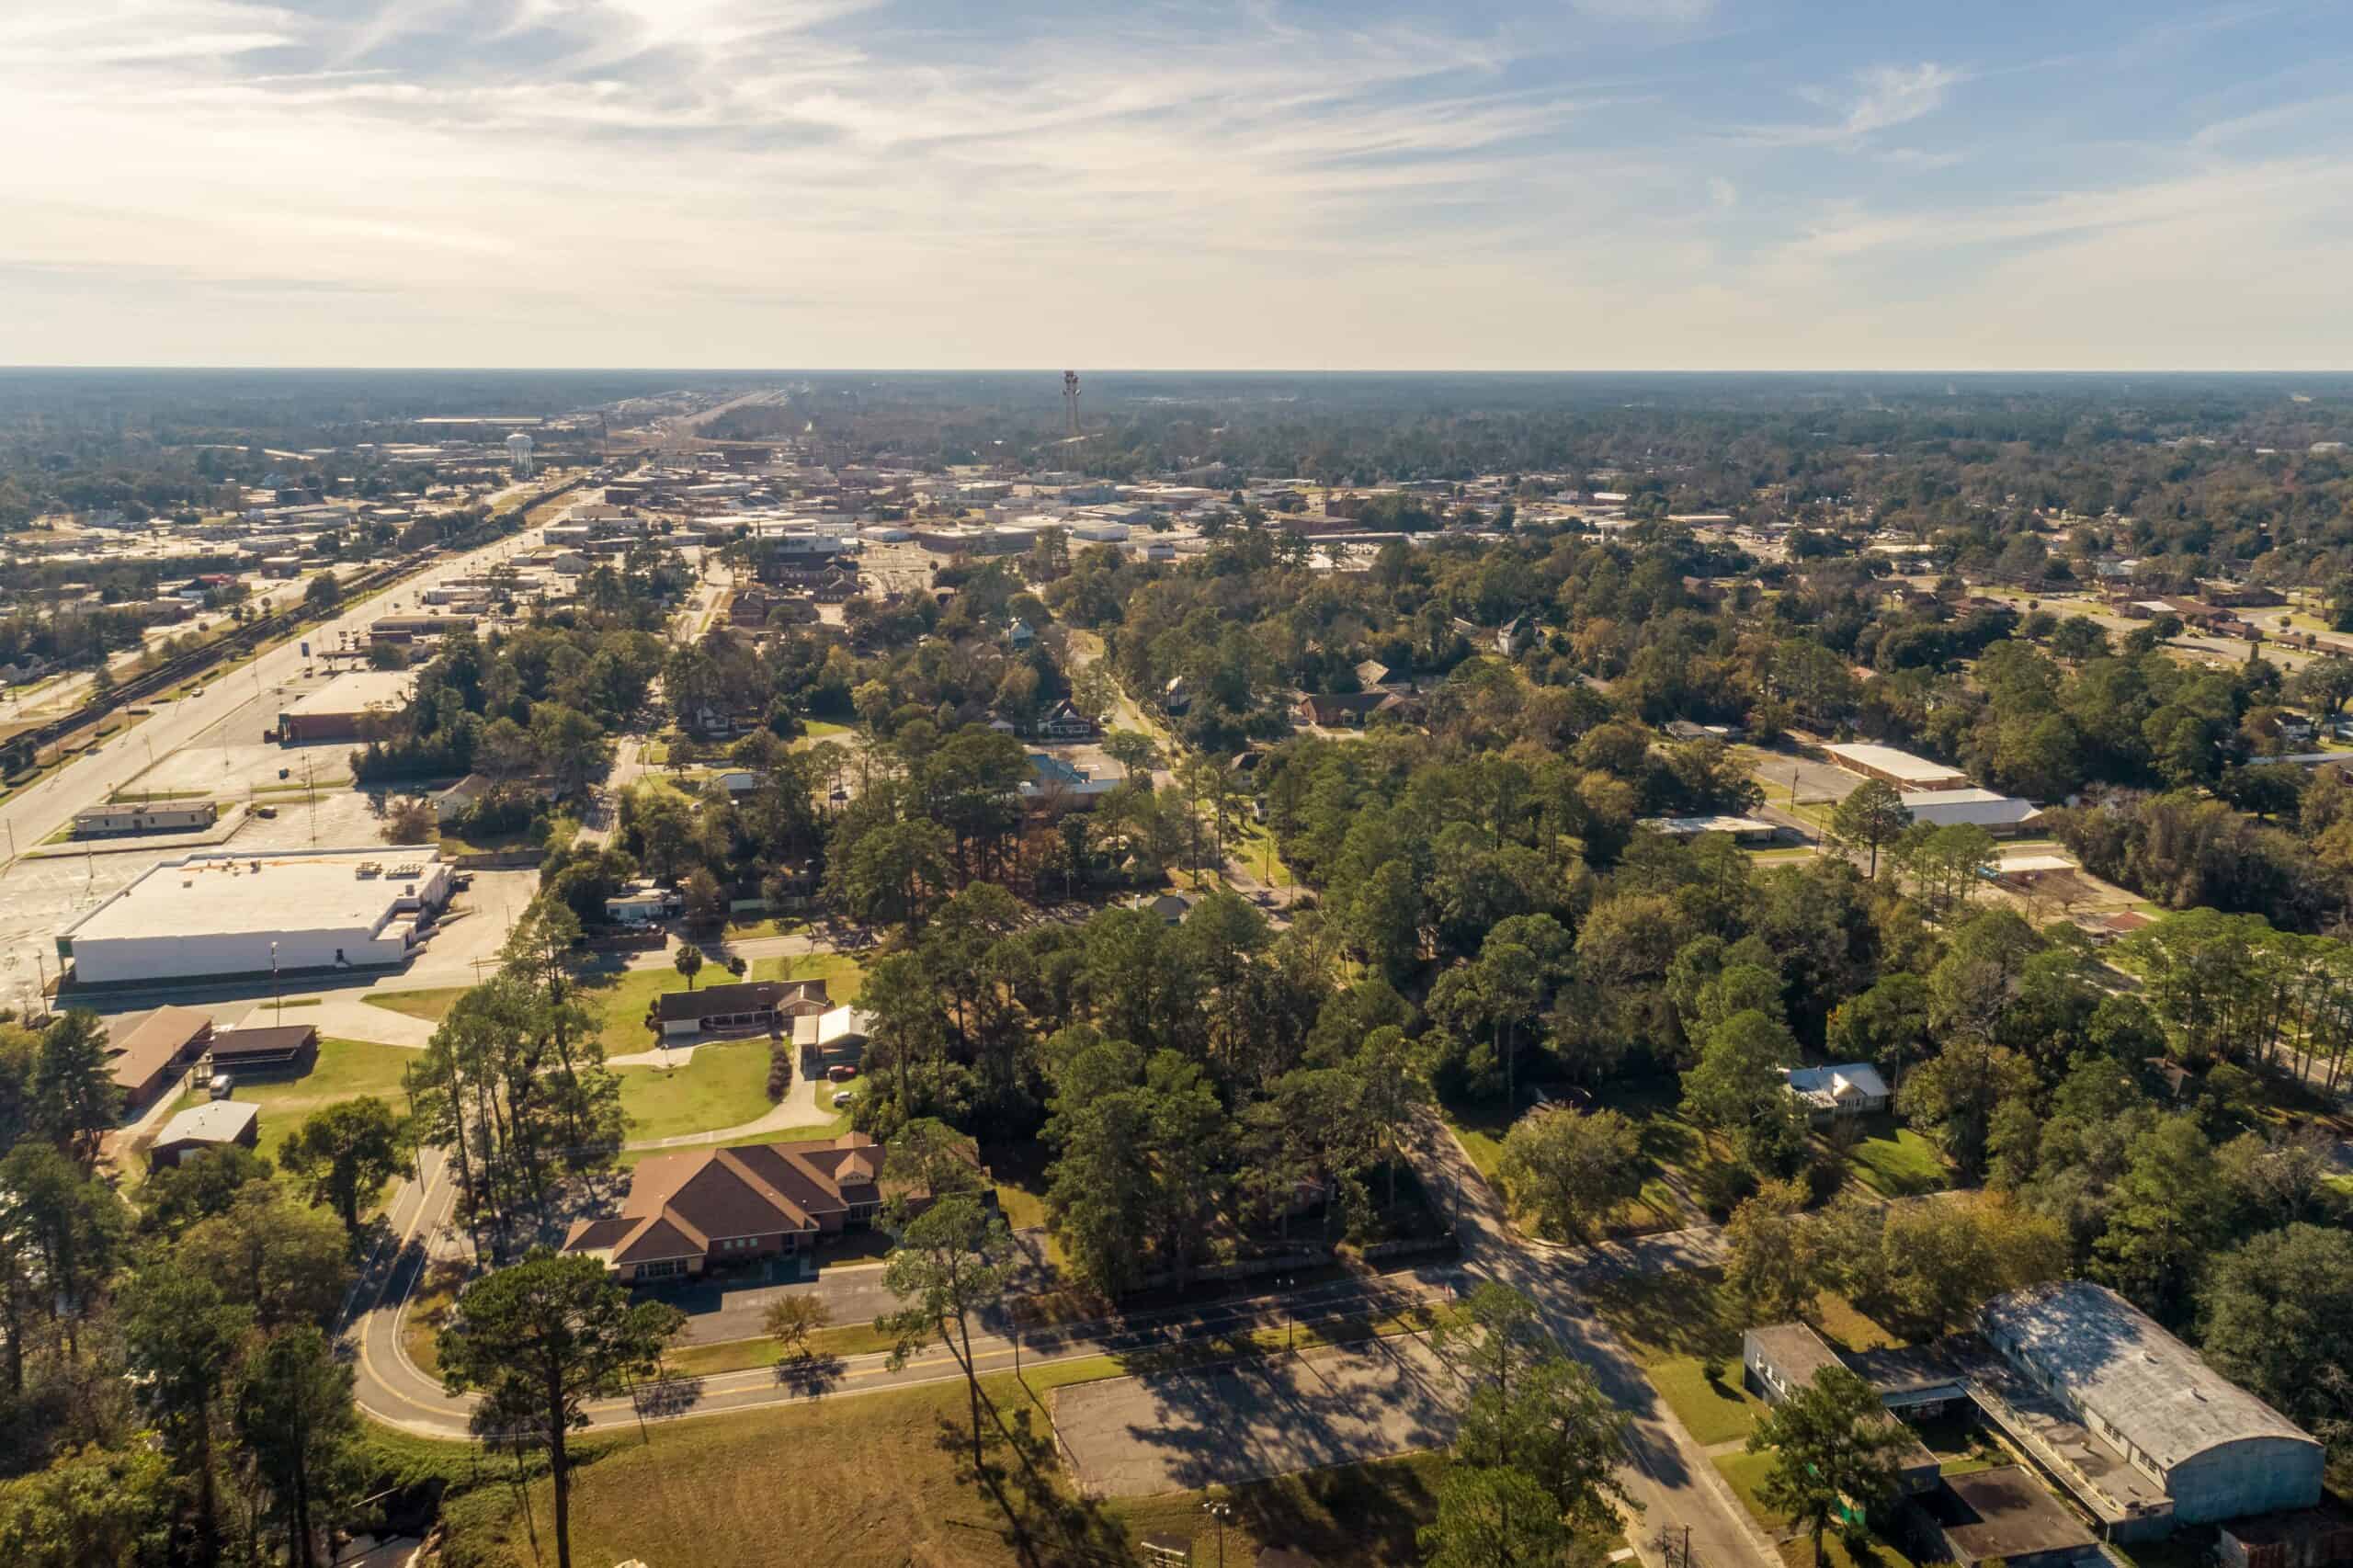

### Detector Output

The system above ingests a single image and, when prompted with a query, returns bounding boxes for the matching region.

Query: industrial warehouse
[56,846,454,985]
[1745,1280,2327,1556]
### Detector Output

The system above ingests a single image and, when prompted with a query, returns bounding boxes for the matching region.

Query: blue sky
[3,0,2349,369]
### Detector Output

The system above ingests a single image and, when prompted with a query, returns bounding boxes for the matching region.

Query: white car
[831,1090,854,1109]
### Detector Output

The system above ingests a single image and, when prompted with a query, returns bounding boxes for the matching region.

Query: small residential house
[604,881,680,926]
[1782,1062,1891,1120]
[1006,618,1036,652]
[1296,690,1407,729]
[655,979,829,1040]
[1031,700,1095,741]
[148,1100,261,1170]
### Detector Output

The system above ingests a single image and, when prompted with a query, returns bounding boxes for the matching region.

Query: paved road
[1408,1113,1778,1568]
[0,515,562,873]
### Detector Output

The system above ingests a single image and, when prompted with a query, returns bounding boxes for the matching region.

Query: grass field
[758,949,865,1000]
[172,1035,415,1165]
[1649,1354,1769,1445]
[585,964,685,1055]
[361,986,467,1024]
[1840,1120,1947,1197]
[667,1294,1457,1381]
[433,1375,1083,1568]
[614,1113,852,1167]
[615,1040,776,1143]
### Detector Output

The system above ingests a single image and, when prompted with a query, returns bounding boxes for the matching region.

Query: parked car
[831,1090,854,1109]
[826,1064,858,1084]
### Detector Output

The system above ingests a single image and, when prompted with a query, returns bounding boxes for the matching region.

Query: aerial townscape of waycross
[7,5,2353,1566]
[2,366,2348,1568]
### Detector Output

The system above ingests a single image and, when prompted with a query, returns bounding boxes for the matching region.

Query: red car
[826,1064,858,1083]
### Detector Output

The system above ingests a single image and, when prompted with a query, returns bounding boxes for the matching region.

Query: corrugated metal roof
[1981,1281,2317,1474]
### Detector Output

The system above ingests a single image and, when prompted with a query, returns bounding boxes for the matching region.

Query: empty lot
[1054,1334,1462,1498]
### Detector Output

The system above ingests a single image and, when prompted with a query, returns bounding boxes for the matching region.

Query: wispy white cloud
[4,0,2353,369]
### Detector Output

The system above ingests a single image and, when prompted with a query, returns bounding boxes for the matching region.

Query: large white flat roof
[284,670,414,719]
[1822,742,1969,784]
[63,848,444,943]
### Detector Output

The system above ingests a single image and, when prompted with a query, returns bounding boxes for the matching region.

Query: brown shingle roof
[107,1006,213,1092]
[566,1132,885,1267]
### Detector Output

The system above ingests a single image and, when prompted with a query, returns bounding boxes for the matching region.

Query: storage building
[1979,1281,2325,1527]
[1822,743,1972,791]
[149,1100,261,1170]
[1897,789,2043,834]
[59,848,452,985]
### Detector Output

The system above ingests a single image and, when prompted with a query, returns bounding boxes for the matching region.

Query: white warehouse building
[1979,1281,2325,1529]
[58,847,454,985]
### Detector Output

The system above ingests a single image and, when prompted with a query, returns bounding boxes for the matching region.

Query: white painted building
[1898,788,2043,834]
[58,848,453,985]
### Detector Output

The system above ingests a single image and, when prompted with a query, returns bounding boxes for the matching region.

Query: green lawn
[615,1040,777,1143]
[432,1371,1137,1568]
[174,1036,416,1165]
[614,1115,853,1167]
[359,987,467,1024]
[585,949,864,1062]
[1841,1121,1948,1198]
[585,964,692,1055]
[756,949,865,1002]
[1649,1355,1768,1445]
[1584,1267,1901,1372]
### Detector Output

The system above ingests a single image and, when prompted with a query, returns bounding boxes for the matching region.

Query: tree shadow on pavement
[631,1375,706,1422]
[770,1351,847,1396]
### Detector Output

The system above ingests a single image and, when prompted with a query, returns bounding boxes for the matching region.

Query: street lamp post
[1201,1500,1232,1568]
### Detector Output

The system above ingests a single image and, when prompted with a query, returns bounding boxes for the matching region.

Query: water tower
[505,430,535,479]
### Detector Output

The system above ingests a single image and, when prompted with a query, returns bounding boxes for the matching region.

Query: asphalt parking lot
[1053,1333,1461,1498]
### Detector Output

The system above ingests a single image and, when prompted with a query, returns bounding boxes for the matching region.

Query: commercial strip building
[276,670,414,744]
[1822,742,1973,792]
[58,847,453,986]
[1896,788,2043,834]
